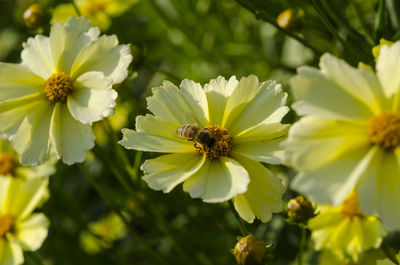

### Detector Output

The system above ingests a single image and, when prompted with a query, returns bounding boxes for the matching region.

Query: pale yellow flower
[0,16,132,165]
[120,76,288,222]
[0,177,49,265]
[51,0,139,31]
[285,41,400,231]
[319,249,386,265]
[309,193,386,263]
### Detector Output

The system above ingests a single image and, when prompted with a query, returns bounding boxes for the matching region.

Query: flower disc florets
[0,154,17,176]
[45,72,73,103]
[0,214,14,237]
[341,193,362,219]
[368,111,400,150]
[196,126,233,159]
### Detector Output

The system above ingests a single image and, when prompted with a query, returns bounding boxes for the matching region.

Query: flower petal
[284,116,370,171]
[233,123,289,164]
[0,177,11,215]
[146,81,194,124]
[179,79,209,126]
[50,16,99,74]
[0,239,23,265]
[183,156,250,203]
[11,99,53,166]
[4,177,48,219]
[224,79,288,135]
[376,42,400,98]
[13,213,49,251]
[141,153,205,193]
[50,103,95,165]
[68,71,116,124]
[358,149,400,231]
[232,154,284,223]
[21,35,54,79]
[291,146,378,205]
[70,34,132,84]
[290,66,374,121]
[0,63,44,102]
[204,76,238,125]
[0,94,45,139]
[320,53,385,113]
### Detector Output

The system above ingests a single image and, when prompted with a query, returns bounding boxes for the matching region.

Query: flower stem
[298,225,307,265]
[70,0,81,16]
[228,200,248,236]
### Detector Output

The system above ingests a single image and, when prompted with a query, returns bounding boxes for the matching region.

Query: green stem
[228,200,248,236]
[349,2,374,45]
[70,0,81,16]
[374,0,386,43]
[298,226,307,265]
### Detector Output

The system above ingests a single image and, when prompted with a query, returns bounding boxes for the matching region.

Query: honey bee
[176,124,216,149]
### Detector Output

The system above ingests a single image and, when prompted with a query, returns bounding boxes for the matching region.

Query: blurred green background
[1,0,399,264]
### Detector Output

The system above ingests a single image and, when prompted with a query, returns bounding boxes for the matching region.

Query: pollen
[196,126,233,159]
[368,111,400,150]
[0,154,17,176]
[341,192,362,218]
[0,214,14,238]
[45,72,73,103]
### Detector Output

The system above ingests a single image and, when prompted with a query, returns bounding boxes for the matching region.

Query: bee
[176,124,216,150]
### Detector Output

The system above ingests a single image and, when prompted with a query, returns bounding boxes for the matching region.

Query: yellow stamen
[195,126,233,159]
[368,111,400,150]
[341,192,362,218]
[0,215,14,237]
[0,154,17,176]
[45,72,73,103]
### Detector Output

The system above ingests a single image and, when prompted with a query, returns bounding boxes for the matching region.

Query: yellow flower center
[45,72,73,103]
[195,126,233,159]
[368,111,400,150]
[0,215,14,238]
[341,192,362,218]
[0,154,17,176]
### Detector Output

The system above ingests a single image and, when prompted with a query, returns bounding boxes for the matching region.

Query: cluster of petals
[0,16,132,166]
[285,41,400,231]
[120,75,288,222]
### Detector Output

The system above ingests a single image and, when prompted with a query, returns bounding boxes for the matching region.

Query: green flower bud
[23,4,48,29]
[233,235,267,265]
[287,195,314,223]
[277,9,300,31]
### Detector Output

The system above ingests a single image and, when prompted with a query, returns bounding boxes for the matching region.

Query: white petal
[320,53,384,113]
[68,72,115,124]
[376,42,400,98]
[358,149,400,231]
[21,35,54,79]
[224,79,288,135]
[11,99,53,166]
[14,213,49,251]
[290,66,374,121]
[204,76,238,125]
[232,154,284,223]
[284,116,370,171]
[50,16,99,73]
[179,79,209,126]
[4,177,48,219]
[0,178,11,214]
[141,153,205,193]
[146,81,194,124]
[0,239,23,265]
[50,103,95,165]
[70,34,132,84]
[183,156,250,203]
[291,146,377,205]
[0,94,45,139]
[0,63,44,102]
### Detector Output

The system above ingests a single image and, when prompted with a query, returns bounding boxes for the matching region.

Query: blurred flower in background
[120,75,288,223]
[51,0,139,31]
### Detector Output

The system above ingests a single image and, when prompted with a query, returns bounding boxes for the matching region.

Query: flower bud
[287,195,314,223]
[277,9,300,31]
[233,235,267,265]
[23,4,48,29]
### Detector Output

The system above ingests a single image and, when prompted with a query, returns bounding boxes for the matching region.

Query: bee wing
[182,111,201,127]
